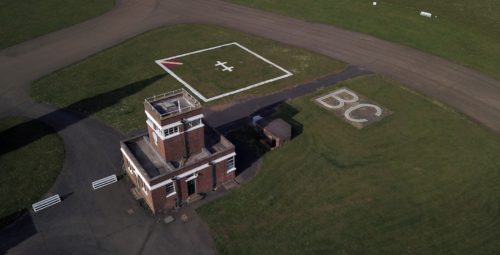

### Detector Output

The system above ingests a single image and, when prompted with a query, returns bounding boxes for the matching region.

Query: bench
[92,174,118,190]
[32,194,61,212]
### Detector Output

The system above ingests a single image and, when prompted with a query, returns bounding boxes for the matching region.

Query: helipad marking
[215,61,234,72]
[155,42,293,102]
[162,61,183,66]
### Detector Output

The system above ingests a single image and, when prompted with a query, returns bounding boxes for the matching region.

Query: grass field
[158,43,291,101]
[226,0,500,81]
[31,24,347,133]
[198,75,500,254]
[0,117,64,228]
[0,0,114,49]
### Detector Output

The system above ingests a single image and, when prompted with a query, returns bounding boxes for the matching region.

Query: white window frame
[227,156,236,173]
[186,118,202,130]
[145,115,182,140]
[165,182,176,198]
[163,126,180,137]
[211,152,236,164]
[176,164,210,179]
[185,173,198,182]
[136,173,147,193]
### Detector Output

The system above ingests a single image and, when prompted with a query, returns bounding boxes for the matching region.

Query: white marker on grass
[420,11,432,18]
[215,61,234,72]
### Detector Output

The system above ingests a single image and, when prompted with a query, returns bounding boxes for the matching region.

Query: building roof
[257,118,291,140]
[144,89,201,119]
[121,125,234,180]
[124,136,176,177]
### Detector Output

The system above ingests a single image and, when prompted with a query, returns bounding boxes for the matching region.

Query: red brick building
[120,89,236,214]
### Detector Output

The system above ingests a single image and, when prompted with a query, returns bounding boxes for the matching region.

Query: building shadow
[0,74,166,156]
[266,102,303,139]
[216,101,303,176]
[0,74,166,252]
[225,126,269,175]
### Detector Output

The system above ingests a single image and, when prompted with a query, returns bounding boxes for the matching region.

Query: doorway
[187,179,196,196]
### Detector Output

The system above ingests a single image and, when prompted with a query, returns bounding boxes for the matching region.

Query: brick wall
[196,166,214,193]
[214,159,235,184]
[122,137,236,214]
[163,134,186,161]
[185,127,205,155]
[147,126,164,158]
[150,187,177,213]
[147,125,188,162]
[123,155,156,213]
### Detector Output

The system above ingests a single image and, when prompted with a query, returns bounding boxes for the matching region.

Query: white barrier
[32,194,61,212]
[420,11,432,18]
[92,174,118,190]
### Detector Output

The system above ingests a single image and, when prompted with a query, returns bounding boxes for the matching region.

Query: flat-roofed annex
[121,125,234,180]
[145,89,201,119]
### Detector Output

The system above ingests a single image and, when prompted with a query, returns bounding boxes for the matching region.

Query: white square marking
[155,42,293,102]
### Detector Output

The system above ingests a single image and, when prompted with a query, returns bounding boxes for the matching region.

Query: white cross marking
[215,61,234,72]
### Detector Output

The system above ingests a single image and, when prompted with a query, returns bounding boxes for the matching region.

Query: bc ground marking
[155,42,293,102]
[315,88,391,128]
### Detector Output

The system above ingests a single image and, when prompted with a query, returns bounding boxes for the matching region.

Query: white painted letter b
[317,89,359,109]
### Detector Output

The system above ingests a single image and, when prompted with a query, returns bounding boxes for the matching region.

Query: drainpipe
[211,163,218,190]
[181,119,190,159]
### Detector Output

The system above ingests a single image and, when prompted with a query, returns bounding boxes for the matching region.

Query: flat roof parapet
[145,89,201,119]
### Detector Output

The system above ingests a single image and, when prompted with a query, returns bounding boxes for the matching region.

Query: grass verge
[30,24,347,133]
[198,75,500,254]
[0,117,64,229]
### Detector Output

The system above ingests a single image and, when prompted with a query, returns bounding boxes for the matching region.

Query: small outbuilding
[252,116,292,148]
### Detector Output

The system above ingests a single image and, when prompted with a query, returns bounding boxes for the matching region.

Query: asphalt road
[1,0,500,254]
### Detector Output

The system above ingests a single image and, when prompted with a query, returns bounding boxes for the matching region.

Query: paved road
[1,0,500,254]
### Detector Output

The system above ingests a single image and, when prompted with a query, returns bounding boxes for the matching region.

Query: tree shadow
[0,210,36,254]
[0,74,166,156]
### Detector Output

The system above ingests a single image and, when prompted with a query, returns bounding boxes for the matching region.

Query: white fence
[92,174,118,190]
[32,194,61,212]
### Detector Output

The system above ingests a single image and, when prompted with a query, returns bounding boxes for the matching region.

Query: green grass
[226,0,500,81]
[165,43,289,99]
[198,75,500,254]
[0,0,114,49]
[0,117,64,228]
[30,24,347,133]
